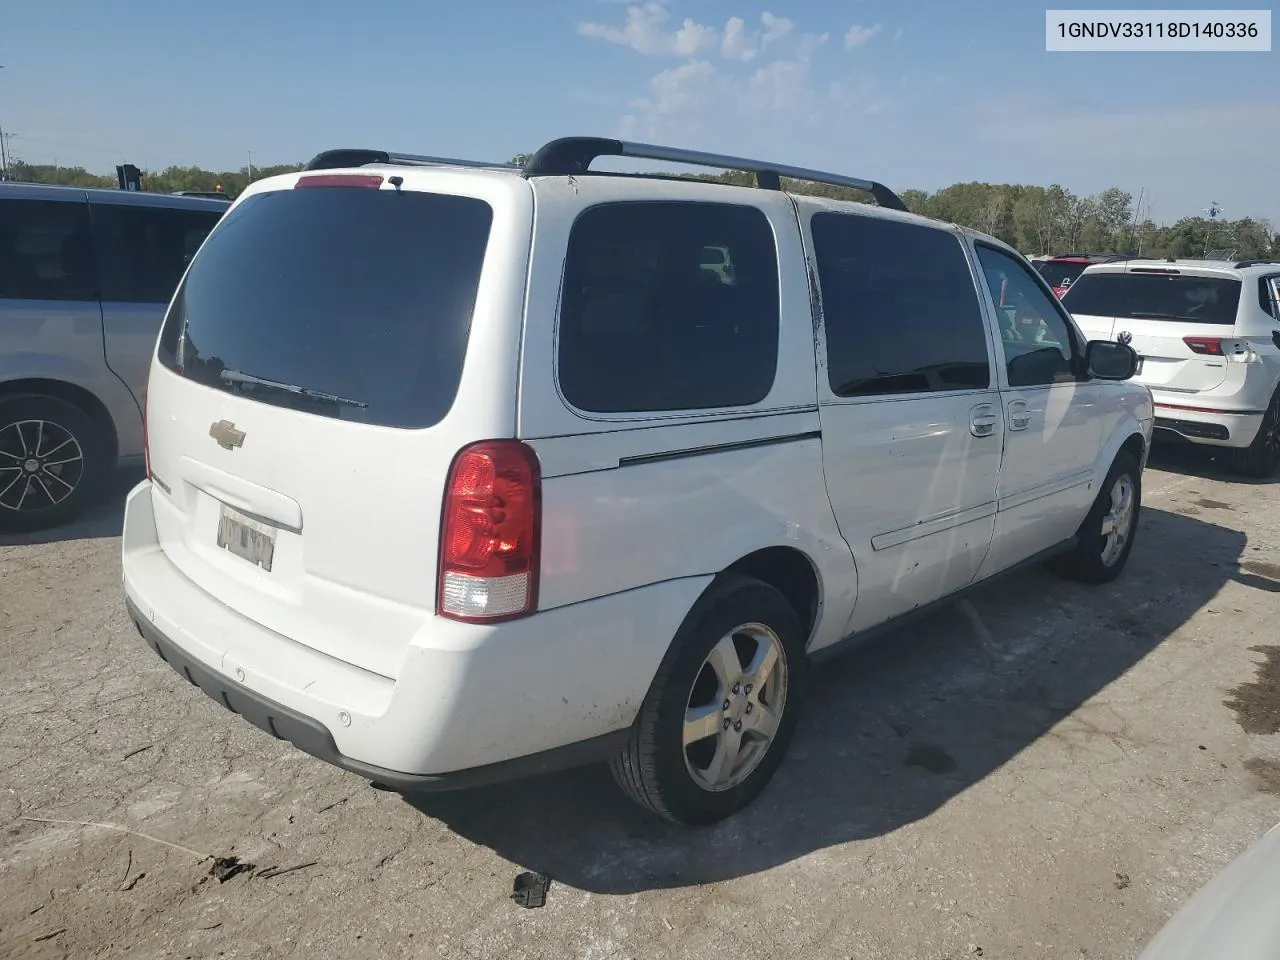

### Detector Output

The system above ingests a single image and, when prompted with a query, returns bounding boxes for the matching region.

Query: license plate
[216,505,276,572]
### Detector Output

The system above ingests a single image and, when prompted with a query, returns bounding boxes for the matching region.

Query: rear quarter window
[556,201,780,414]
[92,203,224,304]
[157,186,493,429]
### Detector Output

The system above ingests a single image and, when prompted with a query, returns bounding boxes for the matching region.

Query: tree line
[8,158,1276,261]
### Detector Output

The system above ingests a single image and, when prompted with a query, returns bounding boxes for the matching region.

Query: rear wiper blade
[219,369,369,408]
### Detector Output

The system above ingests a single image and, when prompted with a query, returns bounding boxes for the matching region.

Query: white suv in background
[121,138,1152,824]
[1065,258,1280,476]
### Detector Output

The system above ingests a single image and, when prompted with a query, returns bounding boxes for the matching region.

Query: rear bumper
[126,597,628,792]
[121,481,710,788]
[1151,401,1264,448]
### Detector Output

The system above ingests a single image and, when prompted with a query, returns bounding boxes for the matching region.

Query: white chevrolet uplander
[121,138,1153,824]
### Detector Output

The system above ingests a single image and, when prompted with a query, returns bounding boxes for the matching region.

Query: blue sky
[2,0,1276,223]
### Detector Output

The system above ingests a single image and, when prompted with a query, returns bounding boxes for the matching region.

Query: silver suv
[0,183,227,531]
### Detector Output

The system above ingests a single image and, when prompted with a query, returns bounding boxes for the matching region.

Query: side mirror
[1086,339,1139,380]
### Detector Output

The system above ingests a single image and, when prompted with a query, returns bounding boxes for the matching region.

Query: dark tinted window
[976,244,1078,387]
[811,213,990,397]
[1037,260,1089,289]
[558,202,779,413]
[1063,272,1241,325]
[93,203,223,303]
[0,198,97,301]
[157,186,493,429]
[1258,276,1280,319]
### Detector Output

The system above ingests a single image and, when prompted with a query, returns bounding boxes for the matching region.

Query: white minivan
[121,138,1153,824]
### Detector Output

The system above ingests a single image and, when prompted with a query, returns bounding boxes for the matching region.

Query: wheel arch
[0,378,120,465]
[719,546,822,648]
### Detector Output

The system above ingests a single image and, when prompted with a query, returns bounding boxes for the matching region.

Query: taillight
[294,174,384,189]
[1184,337,1224,356]
[438,440,541,623]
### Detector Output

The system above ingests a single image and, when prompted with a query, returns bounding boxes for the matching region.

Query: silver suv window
[0,198,96,302]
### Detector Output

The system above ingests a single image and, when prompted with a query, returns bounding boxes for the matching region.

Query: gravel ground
[2,445,1278,960]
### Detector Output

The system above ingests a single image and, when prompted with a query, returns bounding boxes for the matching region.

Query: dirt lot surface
[2,447,1279,960]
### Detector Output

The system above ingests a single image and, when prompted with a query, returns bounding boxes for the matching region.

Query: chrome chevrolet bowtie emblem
[209,420,246,450]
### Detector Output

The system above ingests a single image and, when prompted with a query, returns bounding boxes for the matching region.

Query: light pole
[0,65,7,180]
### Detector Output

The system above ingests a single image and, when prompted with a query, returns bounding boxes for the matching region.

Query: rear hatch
[1063,267,1242,394]
[143,170,524,678]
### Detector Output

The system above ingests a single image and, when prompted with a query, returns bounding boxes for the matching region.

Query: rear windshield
[1037,261,1088,288]
[157,185,493,429]
[1063,272,1242,325]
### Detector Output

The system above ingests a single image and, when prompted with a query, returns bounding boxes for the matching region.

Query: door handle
[1007,400,1032,431]
[970,403,997,438]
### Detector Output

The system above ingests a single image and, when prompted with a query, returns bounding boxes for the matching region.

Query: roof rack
[522,137,907,211]
[304,149,518,172]
[303,138,909,212]
[1235,258,1280,269]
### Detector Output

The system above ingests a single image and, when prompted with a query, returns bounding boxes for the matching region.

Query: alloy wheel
[682,622,789,792]
[0,419,86,514]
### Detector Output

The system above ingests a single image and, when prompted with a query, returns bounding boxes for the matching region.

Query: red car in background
[1036,254,1131,298]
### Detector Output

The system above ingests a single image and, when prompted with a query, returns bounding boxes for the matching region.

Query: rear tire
[609,574,807,825]
[0,394,108,533]
[1225,390,1280,479]
[1049,450,1141,585]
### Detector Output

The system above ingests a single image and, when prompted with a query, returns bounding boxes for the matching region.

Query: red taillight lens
[438,440,541,622]
[294,174,384,189]
[1184,336,1224,356]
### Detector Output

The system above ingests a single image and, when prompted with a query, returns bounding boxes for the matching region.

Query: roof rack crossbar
[304,149,519,172]
[521,137,908,212]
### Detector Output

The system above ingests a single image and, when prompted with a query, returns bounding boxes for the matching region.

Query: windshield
[1037,261,1089,288]
[1063,272,1242,325]
[156,185,494,429]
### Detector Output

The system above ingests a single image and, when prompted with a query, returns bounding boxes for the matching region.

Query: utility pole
[247,150,254,179]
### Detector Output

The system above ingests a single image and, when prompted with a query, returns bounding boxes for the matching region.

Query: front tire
[1049,450,1141,585]
[1225,390,1280,479]
[0,394,108,533]
[609,575,807,825]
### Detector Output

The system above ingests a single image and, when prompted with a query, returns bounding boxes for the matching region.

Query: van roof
[0,180,231,211]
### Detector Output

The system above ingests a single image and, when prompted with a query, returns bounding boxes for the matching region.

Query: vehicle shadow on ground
[410,506,1247,893]
[1149,442,1278,486]
[0,469,142,547]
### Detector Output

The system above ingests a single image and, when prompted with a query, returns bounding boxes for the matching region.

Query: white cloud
[761,12,795,47]
[721,17,757,61]
[578,2,717,57]
[844,23,883,48]
[619,54,888,148]
[721,12,796,62]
